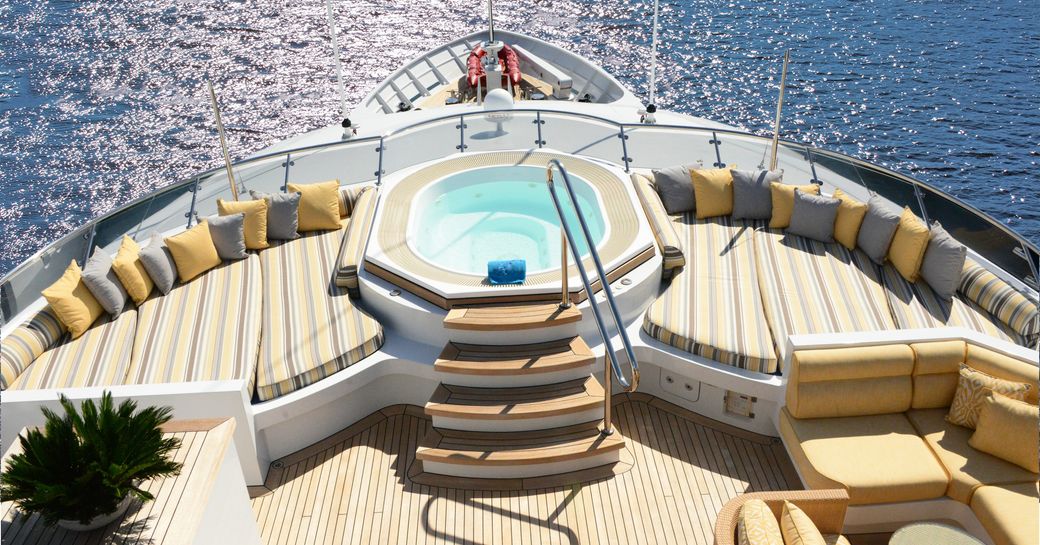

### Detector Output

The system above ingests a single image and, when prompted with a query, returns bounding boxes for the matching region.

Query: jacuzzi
[364,150,655,308]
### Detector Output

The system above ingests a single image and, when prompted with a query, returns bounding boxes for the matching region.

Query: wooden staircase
[411,303,630,489]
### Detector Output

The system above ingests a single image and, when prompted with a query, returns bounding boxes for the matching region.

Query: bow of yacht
[1,17,1038,545]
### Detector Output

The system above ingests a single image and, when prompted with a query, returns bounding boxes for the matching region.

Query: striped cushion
[338,183,373,218]
[631,173,685,272]
[10,310,137,390]
[755,229,896,364]
[257,218,384,401]
[335,186,379,292]
[643,215,778,373]
[0,307,65,390]
[126,254,262,387]
[880,264,1026,346]
[959,259,1038,340]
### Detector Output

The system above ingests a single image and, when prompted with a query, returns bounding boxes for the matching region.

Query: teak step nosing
[434,337,595,376]
[425,376,604,420]
[443,303,582,331]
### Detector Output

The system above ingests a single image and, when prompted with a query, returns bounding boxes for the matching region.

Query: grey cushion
[786,189,840,243]
[857,195,901,264]
[652,165,695,215]
[250,189,301,240]
[205,213,247,260]
[920,222,967,300]
[139,232,178,295]
[731,169,782,220]
[81,247,129,316]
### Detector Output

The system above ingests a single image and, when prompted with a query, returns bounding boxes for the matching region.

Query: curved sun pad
[643,215,778,374]
[256,219,384,402]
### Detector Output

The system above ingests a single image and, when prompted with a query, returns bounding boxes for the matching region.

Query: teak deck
[250,395,801,545]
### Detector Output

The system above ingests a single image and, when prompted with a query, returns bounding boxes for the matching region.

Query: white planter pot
[56,495,133,532]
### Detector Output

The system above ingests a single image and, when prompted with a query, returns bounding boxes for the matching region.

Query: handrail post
[560,223,570,309]
[618,125,631,172]
[375,137,385,187]
[185,176,202,229]
[457,115,468,152]
[281,153,294,192]
[709,131,726,168]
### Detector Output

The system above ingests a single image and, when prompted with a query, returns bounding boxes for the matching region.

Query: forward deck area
[249,395,800,545]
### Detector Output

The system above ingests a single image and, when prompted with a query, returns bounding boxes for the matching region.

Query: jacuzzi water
[412,166,606,276]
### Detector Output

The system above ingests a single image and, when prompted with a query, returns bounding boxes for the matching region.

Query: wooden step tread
[443,303,581,331]
[426,377,603,420]
[416,426,624,466]
[435,337,594,376]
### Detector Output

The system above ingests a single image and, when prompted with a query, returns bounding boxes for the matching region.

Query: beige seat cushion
[970,482,1040,545]
[779,408,949,505]
[906,409,1037,503]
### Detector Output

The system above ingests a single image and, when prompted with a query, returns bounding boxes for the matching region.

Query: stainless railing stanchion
[281,153,294,192]
[546,159,640,436]
[375,137,385,187]
[185,176,202,229]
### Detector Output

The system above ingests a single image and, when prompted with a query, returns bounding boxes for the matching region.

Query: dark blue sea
[1,0,1037,276]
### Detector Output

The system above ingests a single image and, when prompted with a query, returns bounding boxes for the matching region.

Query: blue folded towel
[487,259,526,285]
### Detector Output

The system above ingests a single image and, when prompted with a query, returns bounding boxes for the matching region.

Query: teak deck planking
[250,395,800,545]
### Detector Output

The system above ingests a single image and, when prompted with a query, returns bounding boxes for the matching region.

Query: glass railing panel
[281,139,382,188]
[91,181,198,254]
[189,155,286,221]
[538,112,624,165]
[380,117,459,177]
[622,125,719,170]
[808,149,924,218]
[462,111,541,153]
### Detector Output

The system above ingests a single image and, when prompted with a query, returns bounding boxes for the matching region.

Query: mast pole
[769,50,790,171]
[325,0,349,125]
[649,0,660,106]
[487,0,495,43]
[208,80,238,201]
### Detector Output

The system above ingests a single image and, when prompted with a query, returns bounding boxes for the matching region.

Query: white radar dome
[483,88,514,120]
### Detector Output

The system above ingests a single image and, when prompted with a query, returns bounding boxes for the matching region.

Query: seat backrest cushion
[0,307,66,389]
[909,340,967,409]
[959,259,1039,341]
[965,344,1039,405]
[786,344,915,419]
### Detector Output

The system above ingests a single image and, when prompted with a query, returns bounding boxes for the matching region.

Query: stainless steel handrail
[545,159,640,436]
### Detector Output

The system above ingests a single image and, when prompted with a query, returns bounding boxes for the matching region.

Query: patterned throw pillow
[946,364,1031,429]
[779,501,826,545]
[737,499,784,545]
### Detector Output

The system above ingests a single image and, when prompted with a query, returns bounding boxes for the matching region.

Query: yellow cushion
[287,180,342,231]
[947,364,1031,429]
[887,208,930,282]
[905,408,1037,503]
[769,183,820,228]
[786,345,914,419]
[970,482,1040,545]
[831,189,868,250]
[778,409,949,505]
[970,393,1040,473]
[40,261,104,339]
[966,344,1040,404]
[737,499,784,545]
[111,235,154,306]
[217,198,270,250]
[164,221,222,282]
[909,340,967,409]
[780,501,826,545]
[690,167,735,219]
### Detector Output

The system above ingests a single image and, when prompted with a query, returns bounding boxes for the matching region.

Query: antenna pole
[487,0,495,43]
[325,0,349,124]
[208,80,238,201]
[769,50,790,171]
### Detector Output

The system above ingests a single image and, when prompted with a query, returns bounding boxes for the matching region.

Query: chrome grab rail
[545,159,640,435]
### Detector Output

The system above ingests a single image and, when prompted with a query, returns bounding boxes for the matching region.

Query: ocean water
[1,0,1037,276]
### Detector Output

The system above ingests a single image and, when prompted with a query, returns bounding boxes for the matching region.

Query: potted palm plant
[0,391,182,531]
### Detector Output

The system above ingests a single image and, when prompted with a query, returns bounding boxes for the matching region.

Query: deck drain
[272,460,285,469]
[389,289,401,297]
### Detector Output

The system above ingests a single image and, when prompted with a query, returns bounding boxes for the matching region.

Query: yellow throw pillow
[888,208,931,282]
[111,235,154,305]
[165,221,222,282]
[737,499,784,545]
[779,501,826,545]
[40,261,104,339]
[690,167,736,219]
[217,198,270,250]
[287,180,342,231]
[947,364,1031,429]
[769,183,820,229]
[969,393,1039,472]
[832,189,868,250]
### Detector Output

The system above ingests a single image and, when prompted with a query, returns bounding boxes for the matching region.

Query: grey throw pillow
[920,222,967,300]
[205,214,247,260]
[857,195,901,264]
[139,232,178,295]
[81,247,129,316]
[250,189,301,240]
[732,169,782,220]
[787,189,840,243]
[652,165,695,215]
